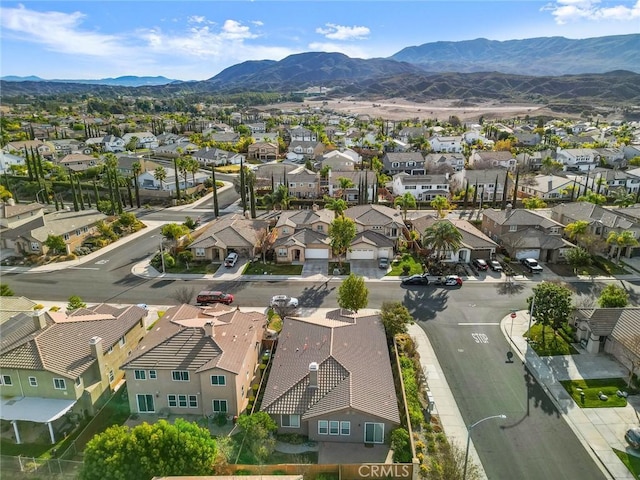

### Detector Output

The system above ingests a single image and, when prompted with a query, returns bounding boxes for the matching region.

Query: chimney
[505,203,513,217]
[203,321,214,338]
[308,362,319,388]
[548,178,553,193]
[32,310,47,330]
[89,336,105,377]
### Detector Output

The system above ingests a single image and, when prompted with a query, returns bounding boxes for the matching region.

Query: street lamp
[463,414,507,480]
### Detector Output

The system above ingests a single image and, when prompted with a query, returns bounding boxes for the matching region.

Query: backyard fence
[0,455,82,479]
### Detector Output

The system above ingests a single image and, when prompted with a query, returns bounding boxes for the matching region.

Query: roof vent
[309,362,319,389]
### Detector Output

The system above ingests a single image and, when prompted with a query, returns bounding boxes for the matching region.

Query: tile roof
[499,227,570,250]
[123,304,266,375]
[610,308,640,355]
[345,204,403,226]
[575,308,626,337]
[189,214,269,250]
[351,230,395,248]
[412,216,498,250]
[273,228,330,248]
[20,210,107,242]
[552,202,634,229]
[261,310,400,424]
[0,304,147,378]
[482,208,562,229]
[1,202,43,219]
[0,296,38,325]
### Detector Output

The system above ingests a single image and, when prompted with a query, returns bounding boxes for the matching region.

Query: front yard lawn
[389,254,424,276]
[526,323,579,356]
[163,263,220,274]
[615,449,640,479]
[561,378,634,408]
[243,262,303,275]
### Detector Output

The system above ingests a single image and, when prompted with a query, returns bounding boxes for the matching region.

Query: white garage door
[306,248,329,259]
[349,249,375,260]
[515,249,540,260]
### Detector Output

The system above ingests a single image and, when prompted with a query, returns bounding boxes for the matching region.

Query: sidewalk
[502,311,638,479]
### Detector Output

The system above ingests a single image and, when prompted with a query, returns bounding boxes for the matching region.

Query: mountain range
[2,34,639,108]
[0,75,176,87]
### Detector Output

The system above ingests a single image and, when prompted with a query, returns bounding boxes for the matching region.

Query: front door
[294,249,301,261]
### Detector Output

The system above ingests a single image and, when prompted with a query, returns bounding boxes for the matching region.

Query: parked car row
[401,274,463,287]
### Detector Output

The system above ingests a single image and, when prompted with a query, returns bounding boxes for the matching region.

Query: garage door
[306,248,329,259]
[349,249,375,260]
[515,249,540,260]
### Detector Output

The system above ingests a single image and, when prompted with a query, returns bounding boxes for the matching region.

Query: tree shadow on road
[495,279,525,296]
[401,286,448,321]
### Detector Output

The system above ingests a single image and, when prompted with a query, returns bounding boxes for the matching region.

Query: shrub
[215,412,227,426]
[391,428,412,463]
[33,304,44,310]
[415,440,426,452]
[402,263,411,275]
[50,306,61,312]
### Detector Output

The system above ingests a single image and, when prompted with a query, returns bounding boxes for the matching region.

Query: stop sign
[510,312,517,318]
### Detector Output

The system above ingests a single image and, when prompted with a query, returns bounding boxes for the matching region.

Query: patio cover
[0,396,76,423]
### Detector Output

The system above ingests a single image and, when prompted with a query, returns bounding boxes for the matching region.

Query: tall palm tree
[337,177,355,200]
[430,195,452,219]
[394,192,416,221]
[612,187,635,208]
[186,157,200,187]
[154,166,167,190]
[324,196,348,218]
[607,230,639,263]
[423,220,463,261]
[132,161,142,208]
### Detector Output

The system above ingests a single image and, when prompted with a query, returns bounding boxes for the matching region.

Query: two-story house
[58,153,98,172]
[320,150,356,171]
[0,304,147,444]
[518,174,576,200]
[392,173,450,201]
[273,208,334,262]
[123,304,266,418]
[3,140,54,160]
[324,170,377,202]
[452,169,510,204]
[121,132,159,150]
[289,126,317,142]
[0,151,25,174]
[381,152,426,175]
[279,166,320,199]
[192,146,243,166]
[85,135,126,153]
[345,205,406,242]
[287,141,325,162]
[429,135,463,153]
[468,151,516,170]
[594,147,626,169]
[424,153,465,173]
[248,142,278,162]
[556,148,600,172]
[260,309,400,444]
[482,206,573,263]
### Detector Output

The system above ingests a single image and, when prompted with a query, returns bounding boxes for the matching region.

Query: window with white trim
[195,248,205,257]
[134,370,147,380]
[364,422,384,443]
[63,233,70,241]
[53,378,66,390]
[281,414,300,428]
[212,399,228,413]
[329,420,339,435]
[75,377,82,386]
[28,376,37,387]
[108,370,115,383]
[318,420,328,435]
[168,395,178,407]
[211,375,226,386]
[1,375,13,386]
[119,336,125,347]
[149,370,157,379]
[31,242,40,251]
[178,395,188,407]
[341,421,351,435]
[172,370,189,381]
[189,395,198,408]
[278,248,287,257]
[509,225,517,232]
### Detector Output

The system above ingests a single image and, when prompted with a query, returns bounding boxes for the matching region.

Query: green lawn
[163,263,220,274]
[615,449,640,479]
[560,378,633,408]
[526,324,579,356]
[389,254,424,276]
[243,262,303,275]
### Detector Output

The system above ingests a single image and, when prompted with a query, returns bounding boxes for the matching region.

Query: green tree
[430,195,452,219]
[380,301,414,343]
[328,216,356,267]
[80,419,217,480]
[161,223,190,254]
[67,295,87,311]
[528,282,573,346]
[394,192,416,221]
[337,273,369,313]
[597,284,629,308]
[154,166,167,190]
[577,191,606,205]
[423,220,462,260]
[565,247,592,274]
[522,197,547,209]
[236,412,277,464]
[390,428,412,463]
[132,161,142,208]
[564,220,589,246]
[44,234,66,255]
[0,283,14,296]
[337,176,355,199]
[607,230,639,263]
[612,187,635,208]
[116,212,138,232]
[324,196,348,218]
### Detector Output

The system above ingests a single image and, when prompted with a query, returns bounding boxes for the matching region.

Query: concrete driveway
[350,260,387,279]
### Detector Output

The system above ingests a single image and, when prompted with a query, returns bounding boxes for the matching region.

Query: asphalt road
[402,286,608,479]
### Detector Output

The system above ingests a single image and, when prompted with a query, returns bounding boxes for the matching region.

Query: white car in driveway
[270,295,299,308]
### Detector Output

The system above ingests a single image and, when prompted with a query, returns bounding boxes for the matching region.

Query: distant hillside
[0,75,177,86]
[390,34,640,75]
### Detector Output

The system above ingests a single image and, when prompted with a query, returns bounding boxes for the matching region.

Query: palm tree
[337,177,355,200]
[607,230,639,263]
[161,222,190,255]
[564,220,589,246]
[273,184,294,210]
[423,220,463,261]
[154,166,167,190]
[430,195,452,219]
[324,196,348,218]
[612,187,635,208]
[186,157,200,187]
[132,161,142,208]
[394,192,416,221]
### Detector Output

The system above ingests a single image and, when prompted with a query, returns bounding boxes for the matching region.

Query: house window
[329,421,340,435]
[134,370,147,380]
[149,370,157,379]
[75,377,82,387]
[1,375,12,386]
[309,183,314,188]
[178,395,188,407]
[212,400,228,413]
[317,225,324,232]
[550,227,560,234]
[31,242,40,251]
[75,229,81,236]
[189,395,198,408]
[119,336,125,347]
[392,162,399,168]
[278,248,287,257]
[211,375,226,386]
[63,234,70,241]
[107,346,113,354]
[28,376,37,387]
[195,248,205,257]
[53,378,66,390]
[281,414,300,428]
[509,225,517,232]
[108,370,115,383]
[172,370,190,381]
[341,421,351,435]
[318,420,329,435]
[289,183,296,188]
[406,185,416,190]
[137,394,155,413]
[364,422,385,444]
[168,394,178,407]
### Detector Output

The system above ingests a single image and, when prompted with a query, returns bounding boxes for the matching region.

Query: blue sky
[1,1,638,80]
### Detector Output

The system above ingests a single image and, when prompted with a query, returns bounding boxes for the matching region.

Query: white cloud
[316,23,370,41]
[0,4,128,56]
[251,20,264,26]
[188,15,207,24]
[220,19,259,40]
[542,0,640,24]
